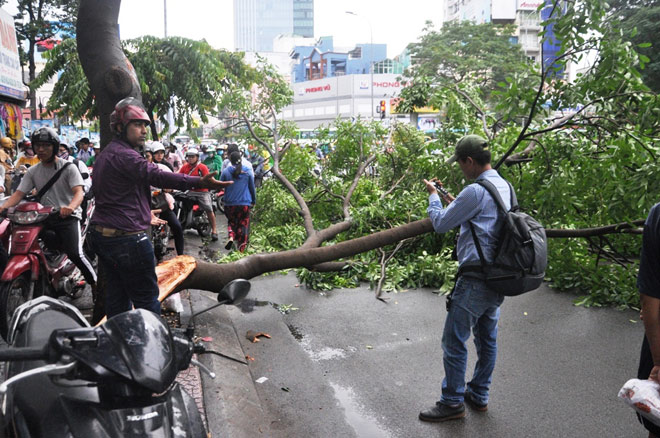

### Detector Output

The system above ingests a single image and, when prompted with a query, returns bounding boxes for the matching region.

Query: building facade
[290,36,388,83]
[234,0,314,52]
[444,0,545,63]
[280,74,410,130]
[293,0,314,38]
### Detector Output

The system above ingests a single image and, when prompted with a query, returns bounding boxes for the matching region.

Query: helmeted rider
[148,140,184,256]
[165,142,182,172]
[0,127,97,289]
[88,97,231,322]
[0,137,14,194]
[151,141,173,171]
[58,142,92,194]
[202,144,223,174]
[178,147,219,241]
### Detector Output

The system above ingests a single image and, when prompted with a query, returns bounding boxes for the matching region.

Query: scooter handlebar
[0,345,48,362]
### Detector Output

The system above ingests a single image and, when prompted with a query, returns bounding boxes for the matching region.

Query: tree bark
[174,217,645,293]
[77,0,141,148]
[176,219,434,293]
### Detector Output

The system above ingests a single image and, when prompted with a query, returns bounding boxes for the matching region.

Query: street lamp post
[164,0,175,141]
[164,0,168,38]
[346,11,374,119]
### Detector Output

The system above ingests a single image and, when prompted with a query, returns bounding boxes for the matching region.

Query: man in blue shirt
[419,134,510,423]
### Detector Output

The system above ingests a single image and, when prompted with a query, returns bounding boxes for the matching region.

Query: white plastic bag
[618,378,660,426]
[162,292,184,313]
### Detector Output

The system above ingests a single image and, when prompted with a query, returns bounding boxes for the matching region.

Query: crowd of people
[0,97,261,325]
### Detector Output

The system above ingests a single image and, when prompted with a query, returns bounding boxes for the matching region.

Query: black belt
[93,225,145,237]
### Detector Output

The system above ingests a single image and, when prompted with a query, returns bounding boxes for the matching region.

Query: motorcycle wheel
[0,274,33,340]
[153,225,170,262]
[196,219,210,238]
[215,194,225,214]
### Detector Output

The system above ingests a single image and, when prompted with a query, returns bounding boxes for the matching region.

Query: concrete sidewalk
[192,290,270,437]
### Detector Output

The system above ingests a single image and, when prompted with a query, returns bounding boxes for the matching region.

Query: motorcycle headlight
[9,211,49,224]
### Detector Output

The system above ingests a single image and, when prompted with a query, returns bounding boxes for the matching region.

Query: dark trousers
[88,229,160,318]
[159,208,184,255]
[638,335,660,435]
[47,217,97,285]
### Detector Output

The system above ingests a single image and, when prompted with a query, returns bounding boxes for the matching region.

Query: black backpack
[463,179,547,296]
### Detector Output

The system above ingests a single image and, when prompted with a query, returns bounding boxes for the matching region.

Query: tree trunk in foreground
[77,0,141,148]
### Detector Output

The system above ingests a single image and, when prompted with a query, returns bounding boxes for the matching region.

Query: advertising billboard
[0,9,24,100]
[518,0,544,10]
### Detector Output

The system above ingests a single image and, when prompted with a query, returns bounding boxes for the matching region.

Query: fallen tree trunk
[175,217,645,293]
[176,219,434,293]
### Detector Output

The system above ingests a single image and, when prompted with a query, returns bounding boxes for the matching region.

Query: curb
[191,290,270,437]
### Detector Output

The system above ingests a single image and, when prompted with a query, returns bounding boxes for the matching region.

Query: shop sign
[518,0,544,10]
[0,9,24,100]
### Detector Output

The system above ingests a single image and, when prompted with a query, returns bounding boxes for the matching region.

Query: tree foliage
[32,36,253,139]
[0,0,79,118]
[221,0,660,309]
[397,21,533,116]
[608,0,660,93]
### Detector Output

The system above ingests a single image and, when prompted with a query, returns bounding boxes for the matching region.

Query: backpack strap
[35,162,72,202]
[187,164,199,176]
[464,178,516,275]
[475,179,518,213]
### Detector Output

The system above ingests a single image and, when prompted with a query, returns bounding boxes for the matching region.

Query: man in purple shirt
[89,97,231,320]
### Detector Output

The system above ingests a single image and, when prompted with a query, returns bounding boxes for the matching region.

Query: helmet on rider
[110,97,151,138]
[185,148,199,157]
[58,142,71,159]
[151,141,166,153]
[206,145,216,153]
[31,127,60,163]
[0,137,13,151]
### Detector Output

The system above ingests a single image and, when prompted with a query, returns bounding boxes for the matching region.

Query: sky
[114,0,444,58]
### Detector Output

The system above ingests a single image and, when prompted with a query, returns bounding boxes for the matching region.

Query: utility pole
[164,0,175,141]
[346,11,375,119]
[164,0,168,37]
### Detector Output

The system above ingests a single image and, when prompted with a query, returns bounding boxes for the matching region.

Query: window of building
[373,59,404,74]
[520,11,540,27]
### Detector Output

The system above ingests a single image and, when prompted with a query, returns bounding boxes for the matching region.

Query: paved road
[225,272,645,437]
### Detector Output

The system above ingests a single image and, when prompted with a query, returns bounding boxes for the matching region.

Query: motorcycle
[0,279,251,437]
[173,190,211,237]
[212,188,225,215]
[0,201,88,339]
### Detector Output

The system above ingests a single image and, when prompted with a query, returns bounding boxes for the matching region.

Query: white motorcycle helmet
[151,141,166,153]
[185,148,199,157]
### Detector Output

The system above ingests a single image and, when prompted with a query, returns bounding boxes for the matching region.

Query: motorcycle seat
[8,309,97,436]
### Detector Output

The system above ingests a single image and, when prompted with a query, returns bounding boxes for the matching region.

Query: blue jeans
[440,276,504,406]
[88,229,160,318]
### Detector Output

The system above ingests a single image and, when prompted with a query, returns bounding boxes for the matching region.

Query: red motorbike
[213,188,225,214]
[0,200,87,339]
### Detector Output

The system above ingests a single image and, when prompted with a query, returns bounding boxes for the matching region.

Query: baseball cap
[446,135,489,164]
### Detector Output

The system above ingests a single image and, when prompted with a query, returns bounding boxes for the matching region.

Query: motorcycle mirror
[216,279,250,305]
